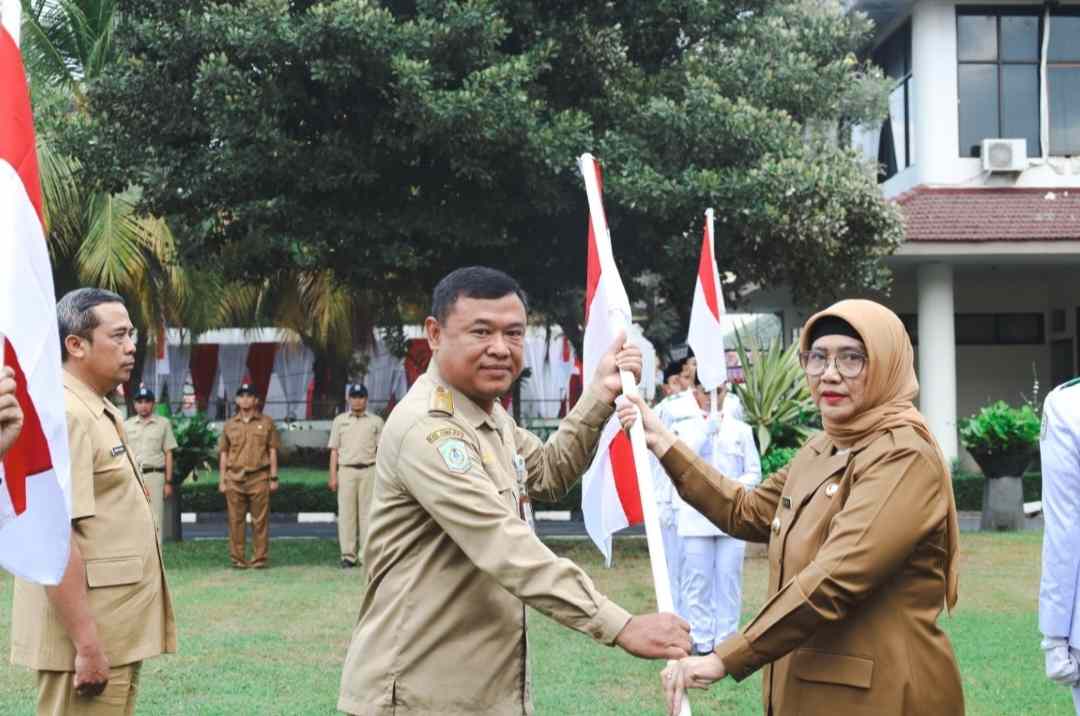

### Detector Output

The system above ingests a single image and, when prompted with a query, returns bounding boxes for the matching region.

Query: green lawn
[0,532,1070,714]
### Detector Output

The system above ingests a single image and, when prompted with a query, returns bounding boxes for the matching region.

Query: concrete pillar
[911,2,960,185]
[917,263,959,462]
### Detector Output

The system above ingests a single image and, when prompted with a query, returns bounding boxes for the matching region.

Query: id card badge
[513,454,535,531]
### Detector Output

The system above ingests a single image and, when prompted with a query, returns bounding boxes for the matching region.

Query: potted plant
[959,400,1040,531]
[959,401,1040,477]
[165,412,220,541]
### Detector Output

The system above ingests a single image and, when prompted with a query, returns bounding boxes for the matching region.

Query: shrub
[959,401,1040,456]
[731,330,817,455]
[171,413,219,486]
[761,446,799,477]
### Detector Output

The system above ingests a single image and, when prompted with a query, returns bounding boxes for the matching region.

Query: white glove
[1042,636,1080,686]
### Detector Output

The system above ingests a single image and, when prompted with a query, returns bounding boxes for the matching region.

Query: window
[897,313,1044,346]
[956,9,1041,158]
[872,23,913,182]
[1048,11,1080,156]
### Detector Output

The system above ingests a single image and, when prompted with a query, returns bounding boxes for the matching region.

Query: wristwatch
[269,475,279,481]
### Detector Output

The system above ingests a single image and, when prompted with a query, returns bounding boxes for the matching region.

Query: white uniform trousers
[1073,686,1080,714]
[680,535,746,652]
[660,517,682,616]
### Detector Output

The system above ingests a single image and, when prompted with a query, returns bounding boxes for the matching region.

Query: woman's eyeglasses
[799,350,867,378]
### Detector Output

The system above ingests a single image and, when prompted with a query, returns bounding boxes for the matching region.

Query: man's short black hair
[431,266,529,324]
[57,288,125,362]
[663,358,685,383]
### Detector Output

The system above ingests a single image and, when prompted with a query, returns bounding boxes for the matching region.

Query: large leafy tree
[65,0,901,353]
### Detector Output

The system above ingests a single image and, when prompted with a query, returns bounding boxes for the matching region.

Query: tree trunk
[162,490,182,542]
[311,348,349,419]
[127,321,149,413]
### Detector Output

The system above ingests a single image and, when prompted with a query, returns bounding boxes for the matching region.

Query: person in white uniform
[1040,377,1080,713]
[651,358,708,614]
[674,380,761,654]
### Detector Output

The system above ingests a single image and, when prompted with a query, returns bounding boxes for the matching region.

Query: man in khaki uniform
[124,386,177,543]
[328,383,383,568]
[0,365,22,460]
[11,288,176,716]
[338,267,690,715]
[218,383,280,569]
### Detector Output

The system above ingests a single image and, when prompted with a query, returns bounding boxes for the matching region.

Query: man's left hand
[0,366,24,460]
[594,330,643,404]
[269,479,279,493]
[164,483,174,499]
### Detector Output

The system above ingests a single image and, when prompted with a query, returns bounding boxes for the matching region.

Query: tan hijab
[800,299,960,611]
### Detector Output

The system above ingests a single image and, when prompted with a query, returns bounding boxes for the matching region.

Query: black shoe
[341,559,358,569]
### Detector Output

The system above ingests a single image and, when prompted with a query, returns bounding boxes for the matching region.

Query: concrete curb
[182,510,573,525]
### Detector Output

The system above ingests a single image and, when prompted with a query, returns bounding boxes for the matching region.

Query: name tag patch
[110,445,126,457]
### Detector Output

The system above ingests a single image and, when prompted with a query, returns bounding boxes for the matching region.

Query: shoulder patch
[430,386,455,416]
[426,427,466,444]
[437,439,471,474]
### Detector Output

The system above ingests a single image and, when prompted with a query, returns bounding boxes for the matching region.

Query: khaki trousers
[337,466,375,563]
[37,662,142,716]
[225,474,271,567]
[142,471,166,545]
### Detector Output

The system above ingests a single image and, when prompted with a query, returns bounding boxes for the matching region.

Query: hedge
[180,471,1041,515]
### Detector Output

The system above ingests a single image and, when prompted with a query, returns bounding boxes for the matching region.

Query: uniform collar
[806,429,879,456]
[232,412,260,424]
[425,360,502,431]
[63,370,120,421]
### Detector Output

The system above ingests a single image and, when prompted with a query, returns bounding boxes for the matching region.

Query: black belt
[342,463,375,469]
[142,467,164,473]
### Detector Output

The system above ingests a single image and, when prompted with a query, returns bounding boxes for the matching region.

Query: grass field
[0,532,1070,715]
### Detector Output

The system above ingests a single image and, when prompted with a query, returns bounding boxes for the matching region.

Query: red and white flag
[155,319,170,375]
[577,156,643,565]
[0,7,72,585]
[687,209,727,392]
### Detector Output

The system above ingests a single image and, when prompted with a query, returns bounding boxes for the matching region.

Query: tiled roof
[895,187,1080,242]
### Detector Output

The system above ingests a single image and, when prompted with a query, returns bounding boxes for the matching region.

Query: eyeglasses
[799,350,867,378]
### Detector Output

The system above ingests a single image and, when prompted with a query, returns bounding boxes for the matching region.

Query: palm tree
[21,0,198,400]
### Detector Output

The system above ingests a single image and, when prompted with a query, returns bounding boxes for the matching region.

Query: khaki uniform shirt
[662,427,964,716]
[218,413,279,480]
[338,362,632,716]
[329,411,383,466]
[10,373,177,671]
[124,414,177,470]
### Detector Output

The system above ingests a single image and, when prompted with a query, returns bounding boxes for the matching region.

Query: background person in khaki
[218,383,280,569]
[328,383,382,569]
[338,267,691,716]
[124,386,177,543]
[11,288,176,716]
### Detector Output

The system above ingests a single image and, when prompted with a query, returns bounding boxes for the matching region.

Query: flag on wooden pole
[687,208,727,393]
[0,0,72,584]
[577,153,692,716]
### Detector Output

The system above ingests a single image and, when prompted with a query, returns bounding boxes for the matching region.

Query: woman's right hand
[617,393,677,456]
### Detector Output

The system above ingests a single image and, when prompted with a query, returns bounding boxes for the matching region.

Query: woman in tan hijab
[618,299,964,716]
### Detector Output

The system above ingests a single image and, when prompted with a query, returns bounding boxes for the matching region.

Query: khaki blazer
[338,362,631,716]
[661,426,964,716]
[329,411,383,466]
[218,413,279,481]
[124,414,177,470]
[10,373,177,671]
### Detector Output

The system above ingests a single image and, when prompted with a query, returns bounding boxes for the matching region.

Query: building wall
[741,265,1080,420]
[875,0,1080,198]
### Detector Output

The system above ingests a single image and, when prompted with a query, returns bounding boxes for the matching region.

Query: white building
[744,0,1080,461]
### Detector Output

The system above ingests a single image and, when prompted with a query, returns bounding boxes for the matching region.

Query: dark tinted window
[1002,65,1041,154]
[1001,15,1040,62]
[958,64,1000,157]
[958,15,997,61]
[957,315,998,345]
[1049,15,1080,62]
[1049,67,1080,155]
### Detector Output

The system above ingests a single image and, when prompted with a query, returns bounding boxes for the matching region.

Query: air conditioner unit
[981,139,1028,172]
